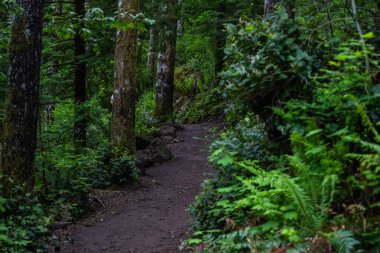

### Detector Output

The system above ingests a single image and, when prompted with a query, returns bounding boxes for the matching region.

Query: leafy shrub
[189,36,380,253]
[221,7,315,123]
[109,151,139,184]
[0,179,56,252]
[189,115,272,232]
[210,114,272,163]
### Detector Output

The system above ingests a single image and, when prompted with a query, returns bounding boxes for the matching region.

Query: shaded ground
[63,123,216,253]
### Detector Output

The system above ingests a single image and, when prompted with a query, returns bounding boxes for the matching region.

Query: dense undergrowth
[188,8,380,253]
[1,1,380,252]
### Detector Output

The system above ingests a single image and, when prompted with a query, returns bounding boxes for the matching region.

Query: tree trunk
[147,25,157,89]
[74,0,87,151]
[111,0,139,154]
[376,1,380,53]
[264,0,295,17]
[1,0,44,190]
[46,1,63,125]
[155,0,177,122]
[264,0,281,14]
[214,1,227,82]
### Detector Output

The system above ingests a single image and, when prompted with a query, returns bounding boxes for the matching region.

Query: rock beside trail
[136,138,172,173]
[159,125,177,137]
[136,124,185,171]
[136,136,153,150]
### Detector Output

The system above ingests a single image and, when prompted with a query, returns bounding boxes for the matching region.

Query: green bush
[189,115,272,232]
[109,151,139,184]
[221,7,315,123]
[189,33,380,253]
[0,179,56,252]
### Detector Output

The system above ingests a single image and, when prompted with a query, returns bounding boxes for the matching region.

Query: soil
[61,123,217,253]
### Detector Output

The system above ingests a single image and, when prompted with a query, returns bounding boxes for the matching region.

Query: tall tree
[111,0,139,154]
[147,24,157,89]
[1,0,44,190]
[214,1,227,80]
[155,0,177,122]
[145,0,158,89]
[74,0,87,150]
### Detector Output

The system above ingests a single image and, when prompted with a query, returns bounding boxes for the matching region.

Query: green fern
[321,174,338,212]
[345,135,380,170]
[330,230,360,253]
[345,94,379,141]
[288,155,321,207]
[280,176,321,230]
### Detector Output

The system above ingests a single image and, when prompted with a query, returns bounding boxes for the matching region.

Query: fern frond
[321,174,338,212]
[288,155,321,208]
[344,136,380,153]
[330,230,360,253]
[345,94,379,140]
[345,136,380,169]
[280,176,320,230]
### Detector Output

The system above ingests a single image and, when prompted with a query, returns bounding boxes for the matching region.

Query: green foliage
[221,7,315,123]
[190,115,272,232]
[210,115,271,163]
[136,90,159,137]
[109,151,139,184]
[177,87,224,123]
[2,0,380,251]
[189,23,380,253]
[0,179,56,252]
[330,230,360,253]
[175,58,205,96]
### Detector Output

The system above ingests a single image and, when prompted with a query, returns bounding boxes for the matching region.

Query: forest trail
[65,123,216,253]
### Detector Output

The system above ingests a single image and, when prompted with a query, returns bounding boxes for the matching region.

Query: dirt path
[65,123,215,253]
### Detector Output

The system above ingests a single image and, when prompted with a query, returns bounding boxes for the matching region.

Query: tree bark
[74,0,87,150]
[111,0,139,154]
[155,0,177,122]
[1,0,44,190]
[147,24,157,89]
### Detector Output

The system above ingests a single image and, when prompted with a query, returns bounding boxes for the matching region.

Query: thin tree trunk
[264,0,278,14]
[214,1,227,82]
[376,1,380,53]
[155,0,177,123]
[1,0,44,190]
[264,0,295,17]
[147,25,157,89]
[74,0,87,150]
[111,0,139,154]
[46,1,63,125]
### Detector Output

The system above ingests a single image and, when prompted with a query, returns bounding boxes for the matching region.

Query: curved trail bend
[67,123,215,253]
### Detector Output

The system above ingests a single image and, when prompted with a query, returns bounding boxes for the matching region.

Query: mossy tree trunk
[155,0,177,123]
[111,0,139,154]
[74,0,87,151]
[1,0,44,190]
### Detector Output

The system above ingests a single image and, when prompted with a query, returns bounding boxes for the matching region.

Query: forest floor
[60,122,216,253]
